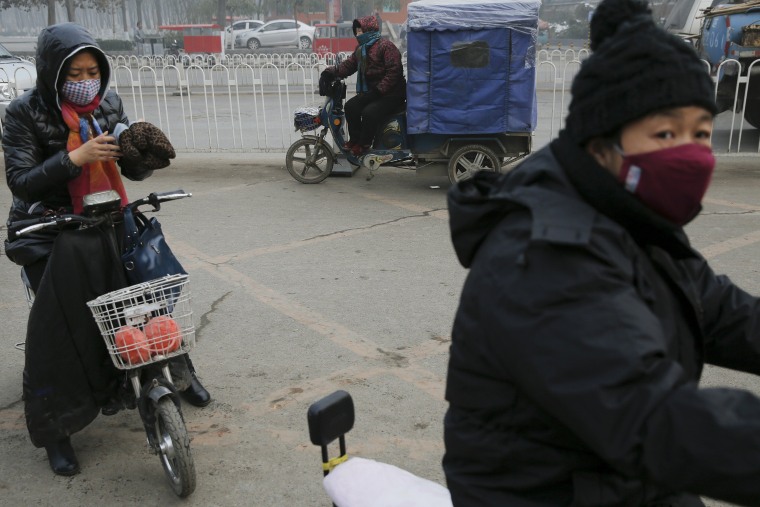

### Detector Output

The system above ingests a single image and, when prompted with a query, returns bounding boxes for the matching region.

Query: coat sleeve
[335,50,358,78]
[102,91,154,181]
[375,41,403,96]
[470,231,760,505]
[687,255,760,374]
[3,100,81,203]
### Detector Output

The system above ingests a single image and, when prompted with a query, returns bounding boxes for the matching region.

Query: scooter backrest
[308,390,355,446]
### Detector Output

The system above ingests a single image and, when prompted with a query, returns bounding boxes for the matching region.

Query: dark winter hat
[353,15,379,35]
[565,0,717,144]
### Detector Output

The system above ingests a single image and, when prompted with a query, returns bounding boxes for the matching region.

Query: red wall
[185,35,222,53]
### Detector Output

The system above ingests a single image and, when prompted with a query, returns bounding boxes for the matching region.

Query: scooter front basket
[87,274,195,370]
[294,105,322,132]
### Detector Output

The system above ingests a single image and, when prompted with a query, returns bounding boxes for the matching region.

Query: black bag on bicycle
[121,207,186,285]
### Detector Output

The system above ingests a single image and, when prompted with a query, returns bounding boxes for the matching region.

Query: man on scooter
[321,15,406,157]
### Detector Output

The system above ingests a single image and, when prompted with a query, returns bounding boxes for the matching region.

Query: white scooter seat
[323,457,453,507]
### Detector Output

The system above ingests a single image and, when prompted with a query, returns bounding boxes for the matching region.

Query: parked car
[0,42,36,123]
[225,19,264,49]
[236,20,315,50]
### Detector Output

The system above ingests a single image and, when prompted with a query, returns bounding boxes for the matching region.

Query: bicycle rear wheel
[154,398,196,497]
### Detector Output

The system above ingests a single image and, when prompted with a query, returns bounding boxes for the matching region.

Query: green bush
[96,39,134,51]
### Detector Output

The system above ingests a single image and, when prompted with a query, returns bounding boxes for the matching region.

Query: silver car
[236,20,315,50]
[0,42,37,123]
[225,19,264,49]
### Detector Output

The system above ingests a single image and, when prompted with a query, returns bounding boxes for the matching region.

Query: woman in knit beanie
[443,0,760,504]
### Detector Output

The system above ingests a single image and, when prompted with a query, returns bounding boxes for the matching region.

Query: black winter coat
[444,136,760,507]
[3,22,151,266]
[1,23,163,448]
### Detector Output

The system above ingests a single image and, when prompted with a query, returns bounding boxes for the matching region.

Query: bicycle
[10,189,198,497]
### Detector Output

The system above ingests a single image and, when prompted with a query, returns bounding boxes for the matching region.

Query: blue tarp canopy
[406,0,540,135]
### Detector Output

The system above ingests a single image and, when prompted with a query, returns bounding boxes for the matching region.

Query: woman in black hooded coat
[3,23,210,476]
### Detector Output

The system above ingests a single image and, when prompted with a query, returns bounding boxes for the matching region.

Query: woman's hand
[68,132,122,167]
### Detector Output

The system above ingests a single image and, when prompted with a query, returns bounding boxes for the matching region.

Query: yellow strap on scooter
[322,453,348,472]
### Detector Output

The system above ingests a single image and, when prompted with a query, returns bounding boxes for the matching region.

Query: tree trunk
[155,0,163,26]
[65,0,76,22]
[47,0,56,25]
[217,0,226,28]
[122,0,129,33]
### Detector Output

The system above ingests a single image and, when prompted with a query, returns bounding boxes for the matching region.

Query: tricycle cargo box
[406,0,540,135]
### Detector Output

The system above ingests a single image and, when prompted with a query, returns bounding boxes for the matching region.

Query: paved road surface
[0,152,758,506]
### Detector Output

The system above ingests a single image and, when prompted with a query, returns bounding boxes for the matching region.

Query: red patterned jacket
[332,15,406,98]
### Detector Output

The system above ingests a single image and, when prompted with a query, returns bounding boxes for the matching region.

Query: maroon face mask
[617,143,715,225]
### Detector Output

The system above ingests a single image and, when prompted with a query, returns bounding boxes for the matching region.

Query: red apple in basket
[144,316,182,354]
[114,326,151,365]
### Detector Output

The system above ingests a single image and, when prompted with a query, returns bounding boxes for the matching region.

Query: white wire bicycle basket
[87,274,195,370]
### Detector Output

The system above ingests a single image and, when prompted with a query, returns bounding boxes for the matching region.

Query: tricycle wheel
[154,398,196,497]
[286,137,335,183]
[448,144,501,184]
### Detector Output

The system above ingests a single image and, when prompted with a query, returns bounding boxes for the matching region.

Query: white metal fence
[534,49,760,154]
[3,50,760,155]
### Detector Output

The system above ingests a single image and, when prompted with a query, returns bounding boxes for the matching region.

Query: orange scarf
[62,98,128,214]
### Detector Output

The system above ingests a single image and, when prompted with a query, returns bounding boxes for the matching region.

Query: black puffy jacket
[3,23,150,266]
[444,136,760,507]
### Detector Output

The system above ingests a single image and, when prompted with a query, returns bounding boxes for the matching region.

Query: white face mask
[61,78,101,105]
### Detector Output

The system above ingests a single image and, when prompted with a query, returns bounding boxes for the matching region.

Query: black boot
[180,356,211,407]
[45,437,80,476]
[101,397,123,416]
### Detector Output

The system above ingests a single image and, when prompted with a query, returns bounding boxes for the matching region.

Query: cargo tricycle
[286,0,541,185]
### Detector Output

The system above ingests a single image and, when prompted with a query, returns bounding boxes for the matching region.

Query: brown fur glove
[119,122,176,170]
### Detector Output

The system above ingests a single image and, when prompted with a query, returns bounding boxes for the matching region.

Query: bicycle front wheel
[286,137,335,184]
[154,398,196,497]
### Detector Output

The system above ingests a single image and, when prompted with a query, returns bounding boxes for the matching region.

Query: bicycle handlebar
[9,215,96,239]
[126,189,192,212]
[10,190,192,238]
